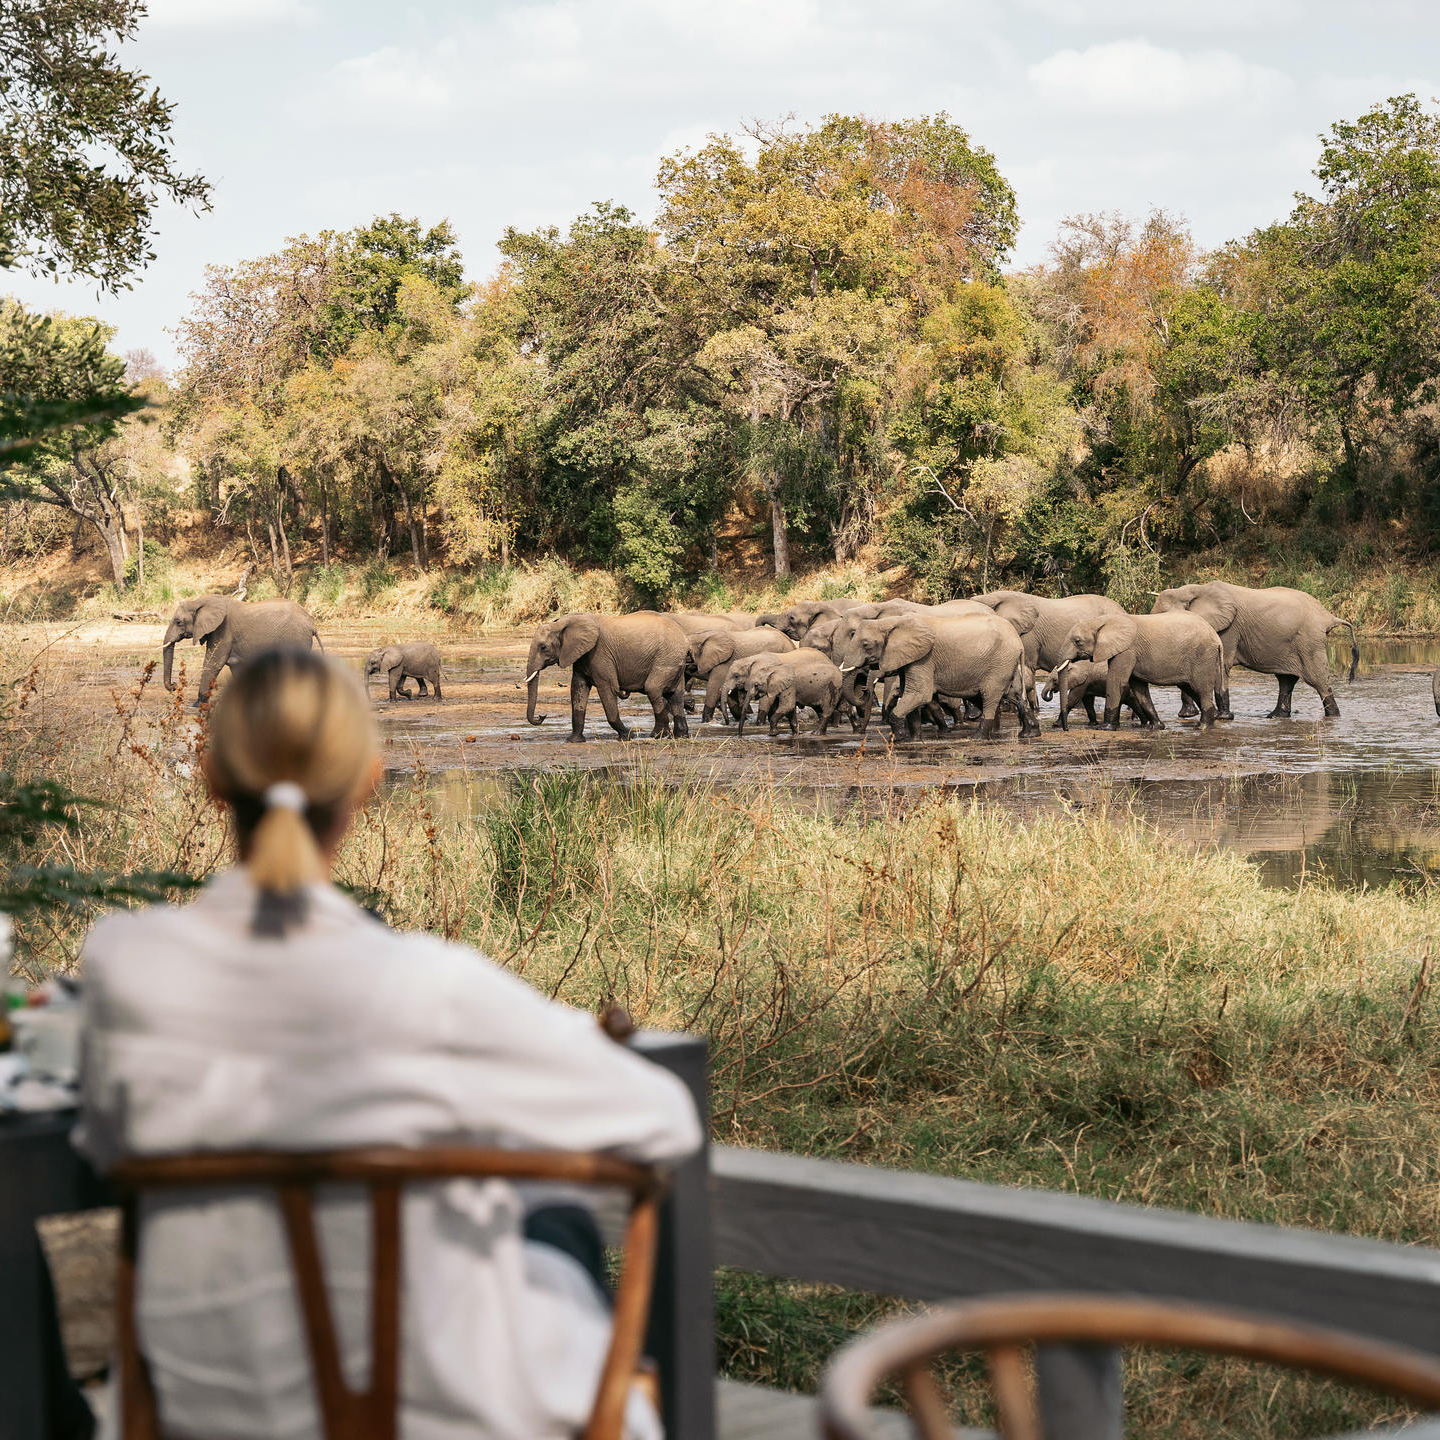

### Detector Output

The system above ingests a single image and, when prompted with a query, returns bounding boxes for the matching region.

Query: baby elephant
[745,653,845,737]
[1041,660,1155,731]
[366,642,443,701]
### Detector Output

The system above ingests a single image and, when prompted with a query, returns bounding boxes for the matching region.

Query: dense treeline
[7,96,1440,605]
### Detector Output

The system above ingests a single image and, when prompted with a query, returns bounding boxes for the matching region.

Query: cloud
[1028,40,1292,114]
[144,0,312,26]
[319,46,457,118]
[1018,0,1301,27]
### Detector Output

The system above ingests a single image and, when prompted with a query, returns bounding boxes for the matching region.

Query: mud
[13,621,1440,891]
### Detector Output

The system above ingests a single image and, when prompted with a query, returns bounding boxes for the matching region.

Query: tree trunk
[319,475,331,567]
[266,519,283,589]
[399,484,425,571]
[100,520,127,589]
[1340,415,1360,483]
[277,512,293,594]
[137,508,144,591]
[764,470,790,580]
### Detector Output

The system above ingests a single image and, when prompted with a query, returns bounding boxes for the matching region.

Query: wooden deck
[717,1378,992,1438]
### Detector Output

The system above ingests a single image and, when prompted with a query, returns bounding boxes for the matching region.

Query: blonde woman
[76,649,700,1440]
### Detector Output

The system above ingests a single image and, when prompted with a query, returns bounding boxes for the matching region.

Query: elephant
[670,612,748,639]
[1149,581,1359,718]
[162,595,322,703]
[848,598,993,621]
[1054,612,1225,729]
[366,642,442,702]
[840,614,1037,741]
[743,652,845,736]
[722,652,784,730]
[970,591,1128,710]
[525,611,690,742]
[691,626,795,723]
[1041,659,1153,731]
[755,598,865,642]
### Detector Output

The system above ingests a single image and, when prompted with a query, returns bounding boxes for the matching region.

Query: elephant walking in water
[841,613,1037,741]
[525,611,690,742]
[1055,612,1225,729]
[162,596,322,703]
[970,590,1128,712]
[691,626,794,723]
[1150,581,1358,718]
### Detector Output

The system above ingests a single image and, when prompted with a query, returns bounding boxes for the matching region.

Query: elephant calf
[366,642,443,701]
[1041,660,1154,731]
[744,652,845,737]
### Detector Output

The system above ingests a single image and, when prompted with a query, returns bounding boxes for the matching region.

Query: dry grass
[6,633,1440,1435]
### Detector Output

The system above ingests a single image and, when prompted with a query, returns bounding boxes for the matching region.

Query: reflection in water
[383,639,1440,894]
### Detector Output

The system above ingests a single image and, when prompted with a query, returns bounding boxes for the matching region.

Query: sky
[6,0,1439,368]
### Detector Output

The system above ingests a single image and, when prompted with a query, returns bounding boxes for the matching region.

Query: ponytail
[206,650,376,937]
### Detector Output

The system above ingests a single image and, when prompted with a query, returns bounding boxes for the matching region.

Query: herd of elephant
[156,581,1376,744]
[521,582,1364,743]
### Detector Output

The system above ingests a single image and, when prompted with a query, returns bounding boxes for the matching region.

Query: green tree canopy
[0,0,210,290]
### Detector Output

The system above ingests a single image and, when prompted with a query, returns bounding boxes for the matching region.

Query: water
[376,636,1440,893]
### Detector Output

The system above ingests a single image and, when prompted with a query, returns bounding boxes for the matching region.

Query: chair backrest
[819,1292,1440,1440]
[112,1146,665,1440]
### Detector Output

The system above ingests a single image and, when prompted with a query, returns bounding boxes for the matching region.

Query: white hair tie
[264,782,308,812]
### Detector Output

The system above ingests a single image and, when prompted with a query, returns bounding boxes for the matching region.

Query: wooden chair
[112,1146,666,1440]
[819,1292,1440,1440]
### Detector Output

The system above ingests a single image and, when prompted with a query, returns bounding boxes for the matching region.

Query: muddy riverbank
[10,621,1440,890]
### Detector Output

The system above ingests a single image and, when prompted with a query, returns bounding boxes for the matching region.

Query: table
[0,1030,714,1440]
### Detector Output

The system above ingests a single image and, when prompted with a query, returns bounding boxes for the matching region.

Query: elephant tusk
[838,663,854,673]
[524,669,540,683]
[1055,660,1071,674]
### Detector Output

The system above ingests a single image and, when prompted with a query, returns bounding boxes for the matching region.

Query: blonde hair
[206,649,377,936]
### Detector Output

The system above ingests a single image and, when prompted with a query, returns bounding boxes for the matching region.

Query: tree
[656,113,1017,576]
[1247,95,1440,488]
[0,299,143,463]
[0,0,210,290]
[0,306,157,586]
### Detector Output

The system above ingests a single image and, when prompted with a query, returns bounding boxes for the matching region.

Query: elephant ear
[1189,589,1238,635]
[1093,616,1139,666]
[880,619,934,673]
[701,633,735,668]
[558,613,603,668]
[995,597,1040,635]
[192,597,228,642]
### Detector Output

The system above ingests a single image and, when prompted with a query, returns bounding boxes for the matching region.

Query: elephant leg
[1300,648,1340,716]
[1128,681,1164,729]
[976,690,1003,739]
[195,641,229,707]
[1177,692,1199,718]
[1102,656,1137,729]
[703,668,727,724]
[1269,674,1299,719]
[643,679,673,739]
[1177,681,1206,723]
[433,675,443,700]
[668,683,690,739]
[595,678,634,740]
[1215,685,1233,720]
[414,675,430,697]
[1082,693,1098,726]
[567,672,595,742]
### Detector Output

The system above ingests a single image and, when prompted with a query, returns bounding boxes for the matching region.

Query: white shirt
[74,868,702,1440]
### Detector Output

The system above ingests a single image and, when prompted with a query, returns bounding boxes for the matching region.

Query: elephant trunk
[525,639,547,725]
[161,629,179,690]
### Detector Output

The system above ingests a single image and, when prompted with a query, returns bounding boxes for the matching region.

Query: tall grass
[7,637,1440,1433]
